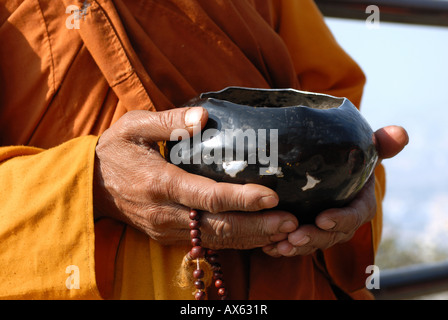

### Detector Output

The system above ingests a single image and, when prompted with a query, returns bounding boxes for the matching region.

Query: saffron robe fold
[0,0,385,299]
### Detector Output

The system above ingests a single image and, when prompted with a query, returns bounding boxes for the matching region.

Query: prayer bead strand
[189,209,228,300]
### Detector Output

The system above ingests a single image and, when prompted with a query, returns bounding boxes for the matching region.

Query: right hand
[93,107,298,250]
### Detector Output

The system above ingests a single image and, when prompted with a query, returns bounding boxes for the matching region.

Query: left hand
[262,125,409,257]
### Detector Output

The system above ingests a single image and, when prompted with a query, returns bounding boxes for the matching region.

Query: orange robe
[0,0,385,299]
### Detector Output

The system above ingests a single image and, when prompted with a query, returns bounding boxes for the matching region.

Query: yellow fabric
[110,227,191,299]
[0,136,101,299]
[0,0,386,300]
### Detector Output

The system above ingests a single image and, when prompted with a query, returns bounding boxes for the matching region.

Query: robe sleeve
[0,135,103,299]
[275,0,386,293]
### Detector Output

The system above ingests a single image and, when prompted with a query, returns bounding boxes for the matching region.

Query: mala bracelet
[188,209,228,300]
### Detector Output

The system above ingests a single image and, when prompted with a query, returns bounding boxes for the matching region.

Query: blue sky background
[325,17,448,262]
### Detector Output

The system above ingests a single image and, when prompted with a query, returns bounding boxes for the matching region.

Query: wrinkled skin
[93,107,409,257]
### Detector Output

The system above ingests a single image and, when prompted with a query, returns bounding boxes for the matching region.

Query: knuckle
[254,214,270,236]
[155,167,181,201]
[210,215,234,238]
[237,185,251,208]
[114,112,131,129]
[145,206,187,243]
[145,207,168,229]
[116,112,138,136]
[158,110,179,131]
[145,178,165,202]
[204,214,256,250]
[202,186,225,213]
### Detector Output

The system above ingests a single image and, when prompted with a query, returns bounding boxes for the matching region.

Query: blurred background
[315,0,448,299]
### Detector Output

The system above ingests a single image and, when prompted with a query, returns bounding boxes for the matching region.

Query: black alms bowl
[167,87,378,224]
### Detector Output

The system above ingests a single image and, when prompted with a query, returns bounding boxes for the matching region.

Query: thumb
[374,125,409,160]
[115,107,208,143]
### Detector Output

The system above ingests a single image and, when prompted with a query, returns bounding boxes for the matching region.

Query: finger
[163,162,281,213]
[264,222,345,257]
[263,183,377,257]
[314,177,376,233]
[287,224,337,251]
[262,238,317,257]
[262,243,285,258]
[200,210,298,250]
[115,107,209,143]
[374,125,409,160]
[159,208,297,249]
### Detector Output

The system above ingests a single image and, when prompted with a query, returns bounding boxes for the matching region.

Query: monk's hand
[93,108,298,250]
[262,125,409,257]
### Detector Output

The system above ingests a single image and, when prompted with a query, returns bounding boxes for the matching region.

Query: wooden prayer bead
[190,246,204,259]
[194,280,205,290]
[217,287,227,296]
[193,269,204,279]
[207,255,219,264]
[212,272,223,281]
[190,229,201,238]
[218,288,227,297]
[189,220,200,229]
[191,237,201,247]
[189,209,200,220]
[189,208,229,300]
[194,290,206,300]
[214,279,224,288]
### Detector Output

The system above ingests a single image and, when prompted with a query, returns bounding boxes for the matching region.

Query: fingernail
[263,245,280,257]
[185,107,204,127]
[290,234,310,246]
[296,236,310,246]
[259,195,278,209]
[279,220,297,233]
[320,219,336,230]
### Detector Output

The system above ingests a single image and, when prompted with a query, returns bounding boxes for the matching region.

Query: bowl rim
[199,86,348,110]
